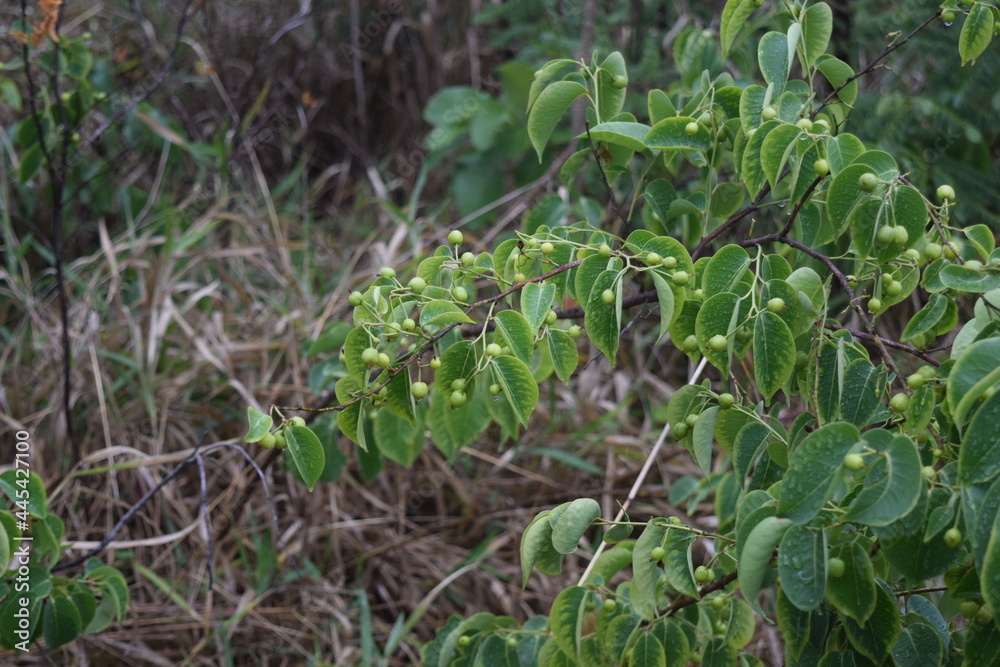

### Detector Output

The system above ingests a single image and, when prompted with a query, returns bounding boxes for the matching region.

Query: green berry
[718,393,735,409]
[858,173,878,193]
[505,636,518,648]
[924,243,943,261]
[452,285,469,302]
[611,75,627,89]
[685,413,699,428]
[540,242,555,255]
[602,599,617,613]
[461,252,475,266]
[598,243,612,257]
[402,318,416,332]
[449,391,467,408]
[513,272,526,283]
[601,289,615,305]
[828,557,846,578]
[795,351,809,369]
[260,432,277,449]
[695,566,713,583]
[877,225,896,245]
[411,382,429,400]
[650,547,666,561]
[451,378,466,391]
[289,416,306,428]
[960,600,980,619]
[568,325,583,339]
[672,271,690,286]
[408,277,427,294]
[843,453,865,471]
[937,184,956,201]
[673,422,689,438]
[761,107,777,121]
[457,635,471,647]
[889,393,909,412]
[361,348,379,366]
[685,121,699,136]
[380,267,397,279]
[429,357,442,369]
[645,252,662,267]
[944,527,962,548]
[448,230,464,245]
[348,291,364,307]
[273,433,287,449]
[662,256,677,269]
[885,282,902,297]
[941,9,957,24]
[867,298,882,314]
[709,334,727,351]
[907,374,925,389]
[905,248,922,262]
[486,343,503,357]
[814,158,830,177]
[894,226,909,246]
[693,288,705,301]
[545,310,558,325]
[766,297,785,313]
[796,118,813,132]
[917,365,937,379]
[964,259,984,271]
[489,383,502,396]
[922,466,937,479]
[377,353,391,368]
[683,335,699,352]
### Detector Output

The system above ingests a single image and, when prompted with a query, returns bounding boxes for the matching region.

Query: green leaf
[702,244,751,296]
[574,254,616,304]
[244,407,273,443]
[708,182,745,221]
[960,389,1000,485]
[435,340,478,399]
[420,300,475,328]
[632,520,668,618]
[965,223,996,259]
[492,355,539,426]
[691,406,720,477]
[902,293,949,342]
[662,526,700,599]
[494,310,534,365]
[838,358,880,428]
[696,292,741,377]
[938,264,1000,293]
[966,614,1000,666]
[734,419,774,482]
[43,593,83,650]
[374,408,420,467]
[826,541,876,624]
[845,435,921,526]
[742,120,779,199]
[753,311,795,402]
[840,581,900,663]
[0,471,47,517]
[549,586,588,659]
[959,2,994,66]
[948,337,1000,427]
[520,510,554,585]
[721,0,759,54]
[650,272,675,342]
[284,425,325,491]
[815,55,858,106]
[596,51,628,121]
[801,2,833,66]
[630,633,666,667]
[739,516,793,613]
[760,124,802,190]
[335,376,362,445]
[547,329,579,383]
[825,133,866,175]
[778,524,826,611]
[549,498,600,554]
[644,117,712,152]
[474,634,521,666]
[758,31,789,95]
[384,366,416,425]
[0,522,9,575]
[584,270,621,366]
[739,84,767,133]
[827,163,877,231]
[521,281,556,333]
[891,624,944,667]
[528,81,587,160]
[583,121,651,152]
[647,89,676,123]
[776,422,860,523]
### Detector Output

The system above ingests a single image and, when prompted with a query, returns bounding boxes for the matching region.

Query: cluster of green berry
[258,416,306,449]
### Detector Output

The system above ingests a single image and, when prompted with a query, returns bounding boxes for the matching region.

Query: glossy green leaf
[702,244,751,296]
[815,55,858,106]
[696,292,740,377]
[827,163,878,231]
[492,355,539,426]
[948,337,1000,427]
[739,516,793,613]
[838,358,880,428]
[584,270,621,366]
[574,254,615,304]
[632,520,668,618]
[420,300,475,328]
[709,182,745,221]
[959,2,994,66]
[754,311,795,401]
[549,498,600,554]
[824,133,865,175]
[966,614,1000,666]
[494,310,534,365]
[243,407,273,443]
[801,3,833,66]
[374,408,420,467]
[630,632,666,666]
[690,406,719,477]
[742,120,779,199]
[840,581,900,663]
[938,264,1000,293]
[959,389,1000,484]
[644,117,712,151]
[647,89,676,124]
[825,541,876,624]
[739,84,767,133]
[596,51,628,121]
[383,366,416,425]
[521,510,554,585]
[702,637,738,666]
[435,340,478,398]
[760,124,802,190]
[846,435,922,525]
[965,223,996,258]
[528,81,587,160]
[584,121,651,152]
[902,293,948,342]
[778,524,826,611]
[0,471,46,517]
[521,281,556,333]
[284,425,325,491]
[549,586,588,658]
[335,376,362,445]
[43,593,83,650]
[649,272,676,343]
[721,0,759,54]
[662,526,700,599]
[758,31,789,95]
[777,422,859,523]
[547,329,579,383]
[734,420,774,482]
[891,624,944,667]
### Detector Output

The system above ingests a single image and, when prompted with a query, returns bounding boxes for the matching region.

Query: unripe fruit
[408,277,427,294]
[907,374,925,389]
[828,557,846,578]
[964,259,984,271]
[361,347,379,366]
[814,158,830,177]
[339,353,347,364]
[349,291,364,307]
[944,527,962,548]
[736,326,752,342]
[601,289,615,305]
[448,230,464,245]
[795,351,808,369]
[672,271,690,286]
[489,383,502,396]
[461,251,475,266]
[569,325,583,339]
[452,285,468,302]
[602,599,617,613]
[698,111,713,126]
[668,516,682,525]
[611,75,627,89]
[403,318,416,332]
[796,118,813,132]
[377,352,391,368]
[685,121,699,136]
[767,297,785,313]
[505,636,518,648]
[718,393,735,409]
[289,416,306,428]
[545,310,558,325]
[710,596,726,610]
[881,272,894,285]
[813,119,830,133]
[894,227,909,246]
[457,635,471,647]
[889,392,909,412]
[451,378,466,391]
[867,297,882,314]
[885,282,902,297]
[598,243,612,257]
[683,335,699,351]
[685,413,699,428]
[877,225,896,245]
[260,432,277,449]
[695,566,713,583]
[843,453,865,471]
[693,289,705,301]
[673,422,689,438]
[274,433,287,449]
[905,248,922,262]
[650,546,666,561]
[922,466,937,479]
[917,365,937,379]
[858,173,878,193]
[411,381,429,399]
[941,9,957,24]
[959,600,980,619]
[761,107,777,121]
[449,391,467,408]
[645,252,662,267]
[486,343,503,357]
[380,267,397,279]
[429,357,442,369]
[513,272,526,283]
[662,256,677,269]
[924,243,943,261]
[709,334,727,351]
[937,184,955,201]
[540,242,555,255]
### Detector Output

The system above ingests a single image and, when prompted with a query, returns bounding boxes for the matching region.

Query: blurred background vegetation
[1,0,997,663]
